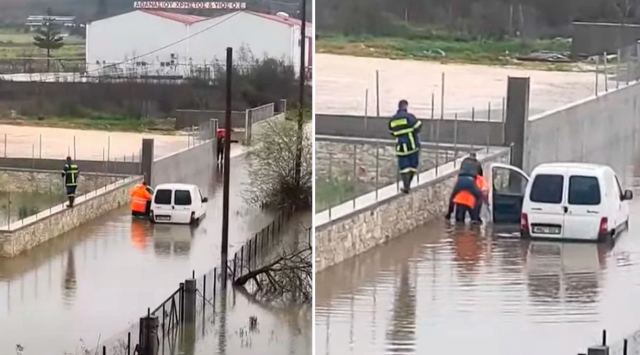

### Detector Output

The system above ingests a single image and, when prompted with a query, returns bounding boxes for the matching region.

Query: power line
[40,10,244,80]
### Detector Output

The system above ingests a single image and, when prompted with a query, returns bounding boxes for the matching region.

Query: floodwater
[316,198,640,355]
[316,54,611,118]
[0,154,305,355]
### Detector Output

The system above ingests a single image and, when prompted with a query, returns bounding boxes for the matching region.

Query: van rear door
[563,175,604,241]
[490,164,529,224]
[153,189,173,222]
[526,172,566,237]
[173,189,193,223]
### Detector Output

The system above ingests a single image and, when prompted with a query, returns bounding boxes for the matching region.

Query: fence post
[183,278,196,323]
[127,332,131,355]
[487,102,492,154]
[623,339,628,355]
[375,70,380,117]
[604,52,609,92]
[617,48,621,89]
[353,144,357,209]
[240,246,244,274]
[3,133,6,158]
[73,135,76,160]
[364,89,369,131]
[453,113,458,167]
[440,72,445,119]
[39,134,42,159]
[203,274,207,312]
[430,92,435,140]
[178,282,184,324]
[375,143,379,200]
[138,311,159,355]
[435,119,440,176]
[595,56,600,96]
[213,267,217,303]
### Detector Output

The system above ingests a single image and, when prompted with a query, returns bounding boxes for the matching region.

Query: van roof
[155,183,197,190]
[535,162,611,171]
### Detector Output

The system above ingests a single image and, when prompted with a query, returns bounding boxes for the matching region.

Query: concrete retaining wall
[0,176,140,257]
[246,112,285,145]
[315,114,504,145]
[151,140,215,186]
[0,157,140,175]
[0,168,123,194]
[175,109,245,130]
[524,81,640,179]
[315,148,511,271]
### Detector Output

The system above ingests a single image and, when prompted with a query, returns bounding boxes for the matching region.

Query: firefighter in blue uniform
[389,99,422,193]
[62,157,79,208]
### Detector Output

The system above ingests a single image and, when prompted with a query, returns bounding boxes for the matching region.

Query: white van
[487,163,633,242]
[150,183,208,225]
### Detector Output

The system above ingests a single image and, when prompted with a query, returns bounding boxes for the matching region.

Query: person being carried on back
[445,152,484,223]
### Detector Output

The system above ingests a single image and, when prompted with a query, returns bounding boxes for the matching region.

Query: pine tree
[33,9,64,72]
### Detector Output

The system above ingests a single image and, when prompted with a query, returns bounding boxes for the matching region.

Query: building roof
[141,10,208,24]
[247,11,312,30]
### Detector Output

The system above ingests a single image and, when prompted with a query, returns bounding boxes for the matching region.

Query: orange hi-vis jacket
[130,184,152,213]
[453,175,489,208]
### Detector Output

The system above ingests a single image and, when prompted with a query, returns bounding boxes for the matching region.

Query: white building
[85,10,312,78]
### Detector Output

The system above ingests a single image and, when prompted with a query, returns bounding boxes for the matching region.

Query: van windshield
[530,174,564,203]
[154,189,172,205]
[174,190,192,206]
[569,176,601,205]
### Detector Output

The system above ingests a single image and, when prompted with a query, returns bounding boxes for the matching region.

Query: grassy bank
[316,178,373,213]
[0,115,176,133]
[0,30,85,59]
[317,34,572,67]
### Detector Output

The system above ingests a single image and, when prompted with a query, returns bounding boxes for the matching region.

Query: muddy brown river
[316,197,640,355]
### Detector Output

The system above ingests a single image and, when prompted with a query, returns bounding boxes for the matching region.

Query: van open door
[489,163,530,224]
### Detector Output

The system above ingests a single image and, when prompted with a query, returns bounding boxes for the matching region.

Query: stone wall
[0,176,140,257]
[0,168,124,194]
[315,139,464,187]
[315,148,510,271]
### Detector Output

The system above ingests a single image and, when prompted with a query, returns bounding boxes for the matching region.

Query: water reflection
[315,200,640,355]
[152,224,195,257]
[130,219,151,251]
[385,264,416,355]
[62,249,76,308]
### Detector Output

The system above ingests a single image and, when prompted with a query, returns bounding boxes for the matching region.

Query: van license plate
[157,216,171,222]
[533,226,560,234]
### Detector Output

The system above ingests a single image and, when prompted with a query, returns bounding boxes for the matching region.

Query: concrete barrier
[0,157,140,175]
[0,176,140,257]
[0,168,124,194]
[151,140,215,186]
[524,81,640,179]
[315,147,511,271]
[315,114,505,146]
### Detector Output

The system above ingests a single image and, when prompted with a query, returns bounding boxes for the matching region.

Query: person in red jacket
[216,128,225,164]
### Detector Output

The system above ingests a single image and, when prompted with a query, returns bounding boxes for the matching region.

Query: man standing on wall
[389,99,422,193]
[62,156,79,208]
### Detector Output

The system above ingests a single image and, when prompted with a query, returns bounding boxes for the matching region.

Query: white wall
[188,12,293,67]
[86,11,189,75]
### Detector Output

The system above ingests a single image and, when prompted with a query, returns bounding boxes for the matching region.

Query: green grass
[0,29,85,59]
[0,115,177,133]
[315,177,372,212]
[317,33,572,67]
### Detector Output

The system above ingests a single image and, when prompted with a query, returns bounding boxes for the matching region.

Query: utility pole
[221,47,232,288]
[294,0,307,188]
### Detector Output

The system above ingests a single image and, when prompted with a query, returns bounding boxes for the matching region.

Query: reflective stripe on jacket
[63,163,79,186]
[389,110,422,156]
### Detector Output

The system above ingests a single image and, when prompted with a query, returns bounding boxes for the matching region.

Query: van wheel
[149,212,156,224]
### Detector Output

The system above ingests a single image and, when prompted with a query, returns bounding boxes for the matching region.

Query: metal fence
[92,206,308,354]
[316,142,470,214]
[0,175,134,231]
[580,329,640,355]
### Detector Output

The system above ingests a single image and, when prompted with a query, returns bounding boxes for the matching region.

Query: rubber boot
[401,172,413,194]
[67,196,75,208]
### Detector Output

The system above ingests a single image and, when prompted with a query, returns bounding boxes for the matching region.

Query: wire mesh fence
[0,174,134,231]
[315,142,467,213]
[90,205,304,355]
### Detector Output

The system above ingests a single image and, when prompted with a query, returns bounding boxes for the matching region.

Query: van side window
[569,176,601,205]
[174,190,192,206]
[154,189,172,205]
[530,174,563,203]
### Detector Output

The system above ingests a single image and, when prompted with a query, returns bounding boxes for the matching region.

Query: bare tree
[233,244,312,305]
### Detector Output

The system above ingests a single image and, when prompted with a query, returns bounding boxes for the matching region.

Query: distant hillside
[0,0,308,25]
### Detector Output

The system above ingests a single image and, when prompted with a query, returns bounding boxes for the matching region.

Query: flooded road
[316,199,640,355]
[0,155,285,354]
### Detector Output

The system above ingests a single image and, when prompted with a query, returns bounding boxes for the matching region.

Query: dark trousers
[454,203,479,222]
[65,185,77,207]
[398,150,420,190]
[447,175,482,220]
